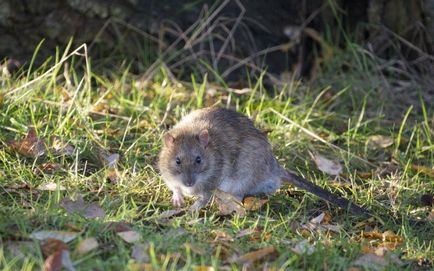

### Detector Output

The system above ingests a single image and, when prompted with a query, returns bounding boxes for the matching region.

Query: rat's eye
[195,156,201,164]
[175,157,181,165]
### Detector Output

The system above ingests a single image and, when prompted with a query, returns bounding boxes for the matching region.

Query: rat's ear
[164,133,175,147]
[198,129,209,147]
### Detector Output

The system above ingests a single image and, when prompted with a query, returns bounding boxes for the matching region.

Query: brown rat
[158,107,368,215]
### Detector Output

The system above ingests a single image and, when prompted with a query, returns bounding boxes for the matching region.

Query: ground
[0,42,433,270]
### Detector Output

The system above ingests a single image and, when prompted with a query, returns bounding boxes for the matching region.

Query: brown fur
[158,107,368,215]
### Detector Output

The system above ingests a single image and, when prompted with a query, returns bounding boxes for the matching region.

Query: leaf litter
[60,194,105,219]
[309,152,342,176]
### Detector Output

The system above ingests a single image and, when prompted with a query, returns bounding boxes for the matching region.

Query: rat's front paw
[172,193,184,207]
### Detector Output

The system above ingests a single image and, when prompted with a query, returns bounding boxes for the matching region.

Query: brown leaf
[310,152,342,176]
[60,195,105,219]
[30,230,79,243]
[41,239,68,258]
[213,189,246,216]
[34,162,62,175]
[243,197,269,211]
[44,249,75,271]
[212,230,234,243]
[50,136,75,156]
[117,231,142,243]
[362,230,403,243]
[37,182,66,191]
[367,135,394,149]
[8,128,47,158]
[352,253,403,271]
[76,238,98,255]
[291,240,315,255]
[233,246,277,264]
[131,243,150,263]
[104,221,133,233]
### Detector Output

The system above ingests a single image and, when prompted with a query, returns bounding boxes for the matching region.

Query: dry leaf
[76,238,98,255]
[131,243,150,263]
[117,231,142,243]
[235,229,255,239]
[352,253,403,271]
[50,136,75,156]
[37,182,66,191]
[34,162,62,175]
[44,249,75,271]
[159,209,185,219]
[362,230,403,243]
[97,147,120,168]
[212,230,234,243]
[60,195,105,219]
[233,246,276,264]
[104,221,133,233]
[213,189,246,216]
[8,128,47,158]
[367,135,394,148]
[243,197,269,211]
[352,254,388,271]
[291,240,315,255]
[310,153,342,176]
[30,230,79,243]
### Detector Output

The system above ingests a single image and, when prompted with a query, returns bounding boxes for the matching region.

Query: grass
[0,42,433,271]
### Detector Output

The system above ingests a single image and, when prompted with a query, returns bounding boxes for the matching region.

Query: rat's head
[158,129,212,188]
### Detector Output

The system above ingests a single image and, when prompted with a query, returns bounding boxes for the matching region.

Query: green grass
[0,43,433,270]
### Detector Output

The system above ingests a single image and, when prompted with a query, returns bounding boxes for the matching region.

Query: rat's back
[175,107,283,198]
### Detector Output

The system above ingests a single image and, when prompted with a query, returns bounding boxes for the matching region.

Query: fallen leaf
[233,246,276,264]
[104,221,133,233]
[60,195,105,219]
[131,243,150,263]
[76,238,98,255]
[50,136,75,156]
[106,168,120,184]
[352,254,388,271]
[41,239,68,257]
[310,153,342,176]
[30,230,79,243]
[117,231,141,243]
[44,249,75,271]
[235,229,255,239]
[37,182,66,191]
[33,162,62,175]
[291,240,315,255]
[243,197,269,211]
[8,128,47,158]
[367,135,394,148]
[97,147,120,168]
[213,189,246,216]
[212,230,234,243]
[352,253,403,271]
[362,230,403,243]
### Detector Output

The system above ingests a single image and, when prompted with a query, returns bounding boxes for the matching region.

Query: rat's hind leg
[249,178,281,195]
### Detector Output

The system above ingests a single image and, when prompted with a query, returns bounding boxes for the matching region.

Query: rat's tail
[282,171,370,216]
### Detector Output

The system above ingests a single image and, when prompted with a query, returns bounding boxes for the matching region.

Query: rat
[158,107,368,215]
